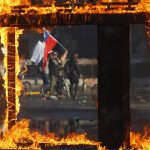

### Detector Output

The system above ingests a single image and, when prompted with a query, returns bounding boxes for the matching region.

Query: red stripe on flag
[42,34,57,71]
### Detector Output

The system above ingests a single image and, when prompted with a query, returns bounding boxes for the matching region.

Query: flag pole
[57,41,67,51]
[42,28,67,52]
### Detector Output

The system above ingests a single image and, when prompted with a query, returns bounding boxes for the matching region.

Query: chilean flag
[42,32,58,71]
[30,40,45,65]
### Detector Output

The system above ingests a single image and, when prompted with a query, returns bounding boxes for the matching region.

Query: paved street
[18,81,99,140]
[17,80,150,141]
[18,95,98,120]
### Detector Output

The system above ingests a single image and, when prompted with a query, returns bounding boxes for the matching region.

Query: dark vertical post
[98,25,130,149]
[7,30,16,129]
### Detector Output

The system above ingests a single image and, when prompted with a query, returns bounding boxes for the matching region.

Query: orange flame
[0,119,106,150]
[15,28,23,117]
[0,27,8,130]
[119,126,150,150]
[0,0,149,149]
[0,27,23,130]
[0,0,149,15]
[130,125,150,150]
[0,119,149,149]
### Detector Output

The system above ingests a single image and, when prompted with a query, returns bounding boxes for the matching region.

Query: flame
[71,0,150,15]
[0,119,106,150]
[0,0,30,14]
[0,0,149,149]
[0,119,149,149]
[0,27,23,130]
[119,126,150,150]
[0,0,30,6]
[15,28,23,117]
[0,0,149,15]
[130,126,150,150]
[0,27,8,130]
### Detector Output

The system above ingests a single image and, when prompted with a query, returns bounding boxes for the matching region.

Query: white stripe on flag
[30,41,45,65]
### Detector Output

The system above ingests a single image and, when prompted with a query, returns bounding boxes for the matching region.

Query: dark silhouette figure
[65,53,80,99]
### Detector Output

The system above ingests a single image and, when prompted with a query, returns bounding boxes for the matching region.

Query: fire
[0,0,30,6]
[15,28,23,118]
[130,126,150,150]
[0,119,106,150]
[0,27,23,130]
[0,119,149,149]
[0,27,8,130]
[0,0,30,14]
[119,126,150,150]
[0,0,149,15]
[0,0,149,149]
[72,0,150,15]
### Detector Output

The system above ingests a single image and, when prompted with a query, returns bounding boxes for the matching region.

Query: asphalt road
[18,94,98,120]
[18,94,99,140]
[17,92,150,140]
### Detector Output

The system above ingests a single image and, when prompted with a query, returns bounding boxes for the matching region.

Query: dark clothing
[65,58,80,84]
[41,71,49,85]
[48,56,60,95]
[38,59,49,85]
[65,58,80,99]
[49,75,57,95]
[48,56,60,77]
[56,75,64,95]
[48,55,65,96]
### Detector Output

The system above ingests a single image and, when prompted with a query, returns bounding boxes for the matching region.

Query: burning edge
[0,12,149,27]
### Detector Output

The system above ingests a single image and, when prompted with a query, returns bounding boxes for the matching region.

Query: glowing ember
[0,0,149,149]
[120,128,150,150]
[15,28,23,117]
[0,0,149,15]
[0,27,8,130]
[0,119,149,149]
[0,119,106,150]
[0,27,23,130]
[72,0,150,15]
[130,126,150,150]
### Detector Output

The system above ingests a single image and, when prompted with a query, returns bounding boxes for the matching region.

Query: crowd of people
[37,50,81,100]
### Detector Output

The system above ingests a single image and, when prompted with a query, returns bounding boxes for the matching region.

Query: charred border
[0,12,149,27]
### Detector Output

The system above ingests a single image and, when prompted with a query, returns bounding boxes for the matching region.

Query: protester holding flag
[30,39,49,85]
[55,50,68,97]
[30,27,68,94]
[30,28,56,85]
[48,50,68,98]
[42,30,58,72]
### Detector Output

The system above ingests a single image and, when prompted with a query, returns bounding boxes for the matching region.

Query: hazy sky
[19,25,97,59]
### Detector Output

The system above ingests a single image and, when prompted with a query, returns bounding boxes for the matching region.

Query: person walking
[65,53,80,100]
